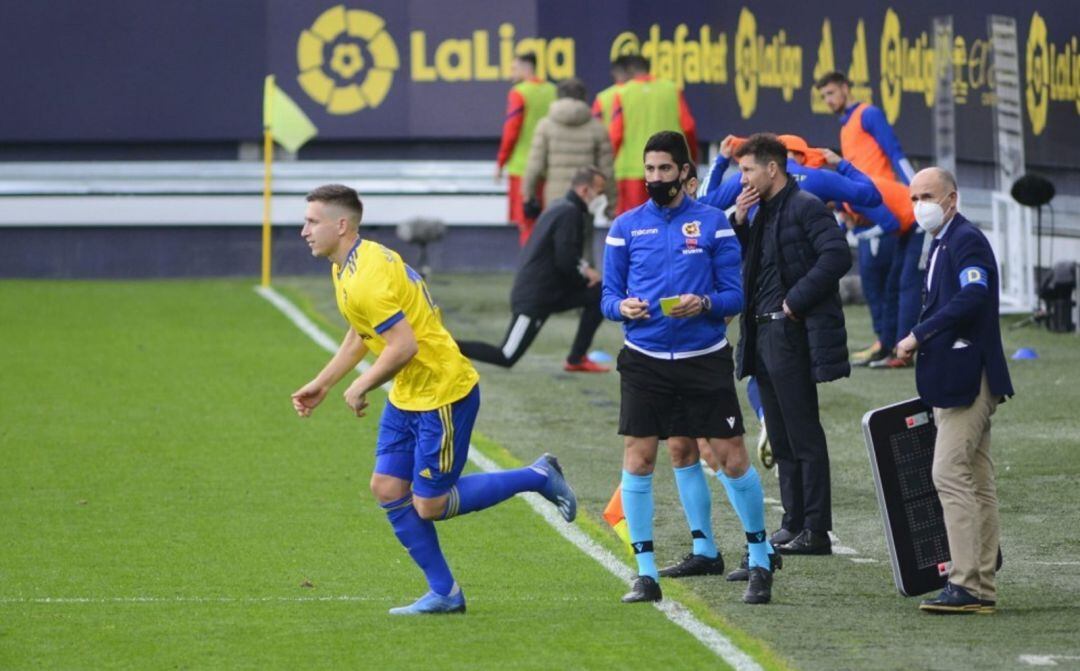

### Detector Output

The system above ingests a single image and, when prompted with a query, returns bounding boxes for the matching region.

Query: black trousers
[457,284,603,367]
[754,319,832,532]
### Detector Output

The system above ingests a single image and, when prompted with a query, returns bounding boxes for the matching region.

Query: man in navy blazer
[896,167,1014,614]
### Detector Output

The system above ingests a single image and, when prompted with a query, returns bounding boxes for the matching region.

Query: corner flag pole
[261,126,273,288]
[261,79,274,288]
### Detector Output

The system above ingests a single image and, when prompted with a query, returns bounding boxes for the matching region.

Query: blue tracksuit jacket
[601,196,743,358]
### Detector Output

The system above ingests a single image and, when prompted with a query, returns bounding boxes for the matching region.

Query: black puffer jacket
[733,177,852,383]
[510,190,591,313]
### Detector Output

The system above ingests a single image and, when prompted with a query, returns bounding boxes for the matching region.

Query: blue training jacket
[601,196,743,359]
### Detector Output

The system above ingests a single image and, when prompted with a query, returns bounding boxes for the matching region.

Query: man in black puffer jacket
[730,134,851,557]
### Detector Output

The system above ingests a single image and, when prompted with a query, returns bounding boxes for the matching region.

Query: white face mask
[587,193,608,217]
[913,196,950,234]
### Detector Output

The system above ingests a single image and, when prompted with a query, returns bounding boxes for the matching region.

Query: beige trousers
[932,374,1000,600]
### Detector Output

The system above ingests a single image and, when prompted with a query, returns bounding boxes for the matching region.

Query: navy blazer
[911,213,1014,408]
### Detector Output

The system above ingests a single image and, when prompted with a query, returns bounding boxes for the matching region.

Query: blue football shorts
[373,384,479,498]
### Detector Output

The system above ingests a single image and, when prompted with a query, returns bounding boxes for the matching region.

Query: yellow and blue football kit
[329,238,576,614]
[332,239,479,497]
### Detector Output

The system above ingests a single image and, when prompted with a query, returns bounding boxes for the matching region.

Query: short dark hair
[515,52,538,69]
[685,162,698,181]
[306,184,363,222]
[557,77,587,101]
[626,55,650,74]
[570,165,605,188]
[733,133,788,174]
[815,71,851,89]
[643,131,690,169]
[610,56,630,74]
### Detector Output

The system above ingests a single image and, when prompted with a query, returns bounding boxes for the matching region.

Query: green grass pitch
[3,275,1079,670]
[0,280,750,670]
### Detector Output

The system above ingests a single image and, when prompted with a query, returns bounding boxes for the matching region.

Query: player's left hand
[821,148,842,167]
[343,384,370,418]
[669,294,705,318]
[896,333,919,362]
[782,299,800,321]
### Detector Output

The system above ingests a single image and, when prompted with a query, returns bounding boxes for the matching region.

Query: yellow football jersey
[332,239,478,411]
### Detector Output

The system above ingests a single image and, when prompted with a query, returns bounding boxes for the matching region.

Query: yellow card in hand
[660,296,681,316]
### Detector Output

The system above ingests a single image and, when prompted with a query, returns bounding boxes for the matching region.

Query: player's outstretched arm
[342,319,419,418]
[291,328,368,418]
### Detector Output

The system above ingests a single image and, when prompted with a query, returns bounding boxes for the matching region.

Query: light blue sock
[442,465,547,518]
[672,462,718,558]
[382,495,455,596]
[621,470,658,580]
[718,467,773,569]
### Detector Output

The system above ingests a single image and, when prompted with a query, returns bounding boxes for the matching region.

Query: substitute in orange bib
[817,70,924,368]
[816,71,915,185]
[496,53,557,246]
[608,55,698,214]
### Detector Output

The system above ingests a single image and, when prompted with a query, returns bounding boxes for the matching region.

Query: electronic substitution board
[862,398,952,597]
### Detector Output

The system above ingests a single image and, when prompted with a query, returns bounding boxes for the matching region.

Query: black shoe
[726,553,750,582]
[743,567,773,604]
[769,528,796,546]
[776,529,832,555]
[979,599,997,614]
[726,551,782,581]
[621,576,662,603]
[919,582,982,614]
[659,553,725,578]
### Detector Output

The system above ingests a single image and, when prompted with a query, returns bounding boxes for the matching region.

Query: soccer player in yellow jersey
[291,184,577,615]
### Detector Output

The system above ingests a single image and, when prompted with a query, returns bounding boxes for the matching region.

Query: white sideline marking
[828,533,859,556]
[256,286,763,671]
[1030,561,1080,566]
[256,286,341,354]
[1019,654,1080,666]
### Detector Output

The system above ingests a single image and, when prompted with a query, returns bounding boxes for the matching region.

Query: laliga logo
[609,31,640,62]
[297,5,400,115]
[1026,12,1050,135]
[733,8,803,120]
[879,9,902,125]
[878,8,935,124]
[734,8,759,120]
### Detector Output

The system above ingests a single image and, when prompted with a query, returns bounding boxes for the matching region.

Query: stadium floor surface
[3,276,1079,670]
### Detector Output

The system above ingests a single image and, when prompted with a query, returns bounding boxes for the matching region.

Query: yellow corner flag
[261,75,317,287]
[263,75,317,153]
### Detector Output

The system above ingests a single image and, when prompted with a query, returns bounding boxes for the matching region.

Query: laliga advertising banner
[0,1,1075,167]
[266,0,1079,166]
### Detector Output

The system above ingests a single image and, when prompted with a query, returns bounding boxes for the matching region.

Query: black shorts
[617,345,745,440]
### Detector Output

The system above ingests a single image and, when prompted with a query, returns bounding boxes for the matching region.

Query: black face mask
[646,177,683,206]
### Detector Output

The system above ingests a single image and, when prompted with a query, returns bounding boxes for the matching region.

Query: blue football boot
[388,586,466,615]
[535,453,577,522]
